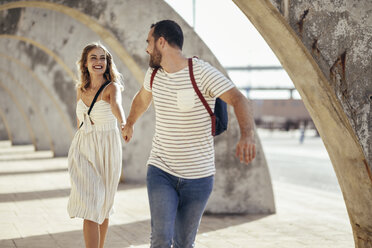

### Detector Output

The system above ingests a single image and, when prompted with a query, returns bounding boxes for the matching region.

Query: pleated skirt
[67,124,122,224]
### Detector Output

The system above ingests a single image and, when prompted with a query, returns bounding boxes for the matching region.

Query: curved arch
[0,34,77,82]
[0,1,144,84]
[0,68,54,152]
[0,35,80,132]
[0,53,74,138]
[232,0,371,245]
[0,54,73,156]
[0,107,12,141]
[0,80,35,146]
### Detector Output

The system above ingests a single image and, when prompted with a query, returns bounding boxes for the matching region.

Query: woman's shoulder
[106,81,124,92]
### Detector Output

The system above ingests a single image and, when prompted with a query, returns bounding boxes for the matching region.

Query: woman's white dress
[67,91,122,225]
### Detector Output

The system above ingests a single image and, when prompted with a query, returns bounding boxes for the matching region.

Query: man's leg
[173,175,214,248]
[147,165,179,248]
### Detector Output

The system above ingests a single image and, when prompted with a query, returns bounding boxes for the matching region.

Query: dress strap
[79,81,110,129]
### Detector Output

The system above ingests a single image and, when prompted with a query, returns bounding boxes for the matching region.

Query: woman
[67,42,125,248]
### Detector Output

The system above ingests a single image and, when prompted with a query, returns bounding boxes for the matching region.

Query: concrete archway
[0,0,274,214]
[0,3,149,167]
[233,0,372,246]
[0,38,76,133]
[0,1,144,83]
[0,53,73,155]
[0,105,12,141]
[0,34,77,81]
[0,81,35,146]
[0,69,52,151]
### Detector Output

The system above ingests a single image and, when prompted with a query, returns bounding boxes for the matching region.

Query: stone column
[233,0,372,246]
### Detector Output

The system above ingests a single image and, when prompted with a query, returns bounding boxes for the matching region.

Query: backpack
[150,58,228,136]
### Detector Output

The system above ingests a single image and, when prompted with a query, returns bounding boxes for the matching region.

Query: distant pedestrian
[299,121,306,144]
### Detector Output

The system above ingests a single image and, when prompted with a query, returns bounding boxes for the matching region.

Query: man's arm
[219,87,256,164]
[122,86,153,142]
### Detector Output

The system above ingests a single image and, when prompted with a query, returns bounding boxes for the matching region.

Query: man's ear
[158,37,166,48]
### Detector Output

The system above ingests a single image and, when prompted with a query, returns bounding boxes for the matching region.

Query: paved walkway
[0,138,353,248]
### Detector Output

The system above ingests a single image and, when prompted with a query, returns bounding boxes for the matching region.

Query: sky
[163,0,300,99]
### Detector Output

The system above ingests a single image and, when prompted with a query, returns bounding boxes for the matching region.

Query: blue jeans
[146,165,214,248]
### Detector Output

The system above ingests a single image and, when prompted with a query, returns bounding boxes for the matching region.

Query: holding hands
[121,123,133,143]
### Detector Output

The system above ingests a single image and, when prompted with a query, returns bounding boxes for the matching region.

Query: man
[122,20,256,248]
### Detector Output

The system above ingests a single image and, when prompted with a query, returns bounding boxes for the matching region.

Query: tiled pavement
[0,140,353,248]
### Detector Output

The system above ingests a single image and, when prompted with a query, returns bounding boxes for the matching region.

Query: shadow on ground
[1,213,268,247]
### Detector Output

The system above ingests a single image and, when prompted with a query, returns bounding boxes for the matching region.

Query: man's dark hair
[151,20,184,50]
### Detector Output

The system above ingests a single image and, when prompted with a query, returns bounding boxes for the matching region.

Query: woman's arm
[76,87,82,128]
[108,83,126,130]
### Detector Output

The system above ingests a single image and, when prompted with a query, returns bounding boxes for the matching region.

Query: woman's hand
[122,123,134,143]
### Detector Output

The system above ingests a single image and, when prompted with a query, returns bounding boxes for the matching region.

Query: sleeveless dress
[67,86,122,224]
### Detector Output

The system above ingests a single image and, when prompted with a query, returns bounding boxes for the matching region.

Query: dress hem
[68,212,112,225]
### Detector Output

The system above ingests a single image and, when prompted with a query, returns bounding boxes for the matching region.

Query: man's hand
[120,86,152,143]
[219,88,256,165]
[122,123,134,143]
[235,134,256,165]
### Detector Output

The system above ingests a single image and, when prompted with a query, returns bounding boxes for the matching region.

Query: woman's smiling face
[86,47,107,76]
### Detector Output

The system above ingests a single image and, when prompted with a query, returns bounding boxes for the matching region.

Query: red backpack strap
[188,58,216,135]
[150,68,159,89]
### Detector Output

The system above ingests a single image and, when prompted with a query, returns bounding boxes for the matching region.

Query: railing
[225,66,296,98]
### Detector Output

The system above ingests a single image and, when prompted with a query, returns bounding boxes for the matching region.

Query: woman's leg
[83,219,99,248]
[99,218,109,248]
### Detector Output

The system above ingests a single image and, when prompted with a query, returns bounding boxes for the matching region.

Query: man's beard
[149,46,162,69]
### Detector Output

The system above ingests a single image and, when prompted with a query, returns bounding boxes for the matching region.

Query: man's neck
[161,51,188,73]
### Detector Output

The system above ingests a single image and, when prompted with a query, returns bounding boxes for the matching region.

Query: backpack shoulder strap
[150,68,159,89]
[188,58,216,135]
[188,58,213,117]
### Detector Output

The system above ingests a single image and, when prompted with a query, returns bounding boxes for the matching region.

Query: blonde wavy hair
[77,42,124,92]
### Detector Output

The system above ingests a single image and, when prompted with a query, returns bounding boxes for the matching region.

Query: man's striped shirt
[143,58,235,179]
